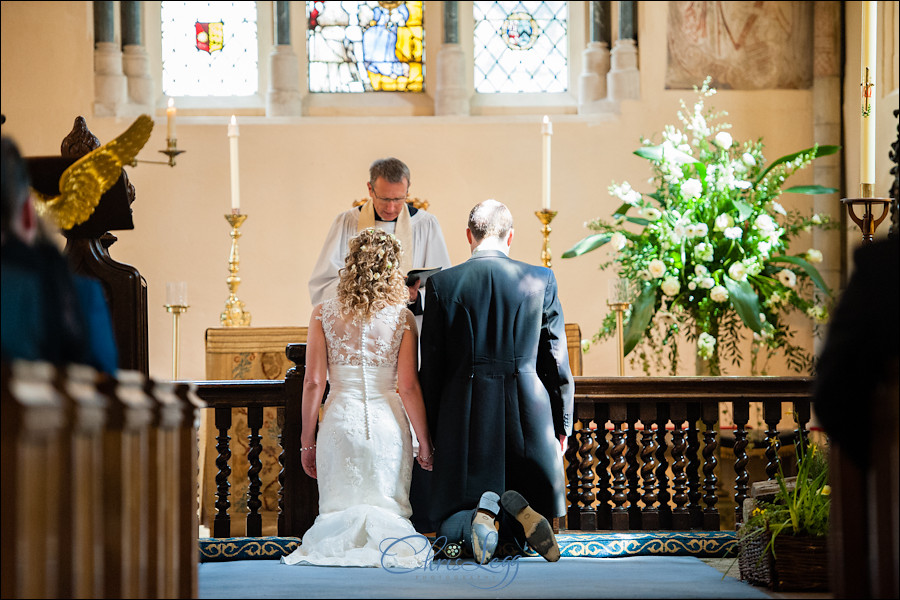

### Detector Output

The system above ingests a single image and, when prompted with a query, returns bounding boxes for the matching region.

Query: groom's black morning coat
[413,249,574,528]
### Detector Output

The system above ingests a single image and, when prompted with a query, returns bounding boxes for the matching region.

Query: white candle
[860,1,877,193]
[542,115,552,210]
[166,97,176,140]
[166,281,188,306]
[228,115,240,211]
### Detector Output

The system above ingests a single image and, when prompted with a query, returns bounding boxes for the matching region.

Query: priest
[308,157,452,315]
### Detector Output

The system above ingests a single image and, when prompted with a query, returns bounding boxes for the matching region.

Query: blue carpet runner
[199,531,737,562]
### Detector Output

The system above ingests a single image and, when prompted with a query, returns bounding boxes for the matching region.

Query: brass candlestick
[221,213,252,327]
[164,303,189,379]
[535,209,558,268]
[607,302,630,376]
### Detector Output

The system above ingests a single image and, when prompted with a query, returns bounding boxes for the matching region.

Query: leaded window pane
[161,1,259,97]
[306,1,425,93]
[473,1,568,93]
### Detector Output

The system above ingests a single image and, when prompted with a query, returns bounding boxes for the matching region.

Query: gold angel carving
[32,114,153,229]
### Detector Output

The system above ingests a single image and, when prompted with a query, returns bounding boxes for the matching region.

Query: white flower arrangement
[564,77,839,375]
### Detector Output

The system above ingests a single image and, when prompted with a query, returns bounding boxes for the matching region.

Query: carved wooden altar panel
[201,327,308,536]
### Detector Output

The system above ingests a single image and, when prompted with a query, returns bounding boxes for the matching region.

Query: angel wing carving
[32,114,153,229]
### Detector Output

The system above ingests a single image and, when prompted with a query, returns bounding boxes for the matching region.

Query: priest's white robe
[308,206,452,306]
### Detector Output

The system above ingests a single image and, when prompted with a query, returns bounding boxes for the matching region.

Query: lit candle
[166,97,176,140]
[228,115,240,212]
[542,115,552,210]
[860,1,877,195]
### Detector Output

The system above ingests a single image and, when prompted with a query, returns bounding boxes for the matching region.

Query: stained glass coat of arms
[161,1,259,97]
[474,1,568,93]
[306,1,425,93]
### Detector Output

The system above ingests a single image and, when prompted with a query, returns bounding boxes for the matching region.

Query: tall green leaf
[635,144,700,166]
[724,277,763,332]
[767,255,831,295]
[623,284,657,355]
[755,145,840,184]
[782,185,838,195]
[561,233,611,258]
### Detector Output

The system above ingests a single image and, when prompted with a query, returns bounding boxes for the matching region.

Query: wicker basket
[738,529,772,587]
[770,534,829,592]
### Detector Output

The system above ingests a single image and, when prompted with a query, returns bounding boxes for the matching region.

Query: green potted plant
[737,440,830,591]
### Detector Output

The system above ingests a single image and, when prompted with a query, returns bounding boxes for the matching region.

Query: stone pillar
[812,2,844,343]
[579,1,611,112]
[121,1,154,114]
[607,1,640,102]
[267,1,302,116]
[93,1,127,117]
[435,1,469,116]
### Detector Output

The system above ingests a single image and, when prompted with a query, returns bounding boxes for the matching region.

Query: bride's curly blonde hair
[336,228,408,320]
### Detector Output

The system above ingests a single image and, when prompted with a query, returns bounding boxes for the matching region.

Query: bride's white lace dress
[281,299,428,568]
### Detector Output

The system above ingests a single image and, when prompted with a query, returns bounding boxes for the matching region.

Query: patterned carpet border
[199,532,737,563]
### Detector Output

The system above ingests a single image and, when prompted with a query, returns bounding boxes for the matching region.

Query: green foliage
[564,77,840,374]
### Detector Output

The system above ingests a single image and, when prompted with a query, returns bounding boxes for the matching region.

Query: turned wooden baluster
[670,417,691,530]
[763,399,782,480]
[655,405,672,530]
[594,403,612,531]
[732,400,751,527]
[639,403,659,530]
[625,405,641,529]
[686,404,703,529]
[609,406,629,530]
[700,402,720,531]
[576,414,597,531]
[793,400,811,459]
[564,426,581,530]
[213,407,232,538]
[246,406,264,537]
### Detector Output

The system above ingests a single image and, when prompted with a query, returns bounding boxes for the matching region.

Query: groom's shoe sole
[500,490,560,562]
[471,491,500,564]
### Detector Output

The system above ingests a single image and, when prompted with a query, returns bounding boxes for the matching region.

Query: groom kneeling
[410,200,575,563]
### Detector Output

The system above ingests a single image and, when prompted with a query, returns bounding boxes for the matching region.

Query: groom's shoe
[471,491,500,564]
[500,490,560,562]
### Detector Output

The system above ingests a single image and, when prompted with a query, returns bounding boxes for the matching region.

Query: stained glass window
[306,1,425,93]
[473,1,568,94]
[161,1,259,97]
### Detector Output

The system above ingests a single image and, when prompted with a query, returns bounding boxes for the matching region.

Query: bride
[282,228,435,568]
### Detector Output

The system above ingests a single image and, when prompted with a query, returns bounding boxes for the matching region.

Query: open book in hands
[405,267,442,287]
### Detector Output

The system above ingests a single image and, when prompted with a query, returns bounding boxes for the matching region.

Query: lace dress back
[281,298,429,568]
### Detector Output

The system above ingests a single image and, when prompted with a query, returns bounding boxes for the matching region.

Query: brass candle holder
[220,213,252,327]
[131,138,186,167]
[841,185,891,245]
[164,303,189,379]
[535,209,558,268]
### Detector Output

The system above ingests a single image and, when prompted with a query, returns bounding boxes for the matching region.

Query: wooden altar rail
[194,344,814,539]
[0,360,202,600]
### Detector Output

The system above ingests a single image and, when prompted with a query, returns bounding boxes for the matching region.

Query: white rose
[710,285,729,303]
[805,248,823,263]
[648,259,666,279]
[727,262,748,281]
[714,214,734,232]
[610,232,627,251]
[811,214,823,225]
[754,214,777,233]
[777,269,797,288]
[742,152,756,166]
[697,332,717,359]
[661,276,681,297]
[714,131,733,149]
[681,178,703,200]
[688,281,697,290]
[758,241,772,257]
[694,265,709,277]
[699,277,715,289]
[724,226,743,240]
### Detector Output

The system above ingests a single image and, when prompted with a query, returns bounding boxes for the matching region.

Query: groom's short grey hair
[468,199,514,242]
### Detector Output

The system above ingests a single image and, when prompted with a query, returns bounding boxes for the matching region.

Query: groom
[411,199,574,563]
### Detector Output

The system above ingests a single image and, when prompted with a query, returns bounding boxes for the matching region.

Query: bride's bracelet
[301,444,316,452]
[418,449,434,461]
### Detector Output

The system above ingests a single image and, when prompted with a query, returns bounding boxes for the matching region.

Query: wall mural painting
[666,1,813,90]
